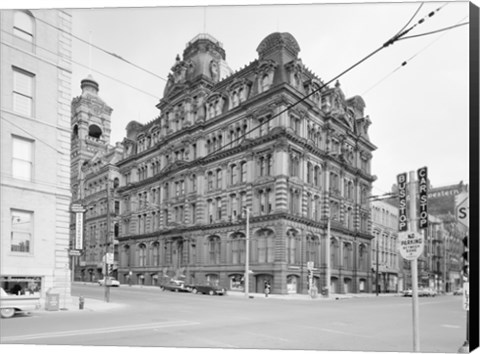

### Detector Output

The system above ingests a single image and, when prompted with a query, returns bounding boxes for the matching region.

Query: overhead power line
[362,15,469,96]
[1,29,160,100]
[395,2,425,36]
[397,21,468,41]
[200,3,450,163]
[34,16,167,82]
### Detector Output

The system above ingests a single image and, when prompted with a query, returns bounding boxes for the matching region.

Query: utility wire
[34,16,167,82]
[362,15,468,96]
[1,29,160,99]
[397,21,468,41]
[1,115,67,155]
[395,2,425,36]
[200,4,448,163]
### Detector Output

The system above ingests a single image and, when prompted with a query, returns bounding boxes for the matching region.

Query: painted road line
[2,320,199,342]
[441,324,461,329]
[296,324,374,338]
[242,331,290,343]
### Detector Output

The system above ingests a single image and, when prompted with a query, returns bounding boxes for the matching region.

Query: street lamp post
[244,207,250,298]
[376,235,379,296]
[104,181,111,303]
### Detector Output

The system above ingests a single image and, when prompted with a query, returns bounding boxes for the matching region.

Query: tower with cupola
[70,75,113,201]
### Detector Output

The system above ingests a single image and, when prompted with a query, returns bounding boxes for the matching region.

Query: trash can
[45,293,60,311]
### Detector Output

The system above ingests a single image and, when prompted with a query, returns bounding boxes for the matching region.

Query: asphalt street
[0,283,467,353]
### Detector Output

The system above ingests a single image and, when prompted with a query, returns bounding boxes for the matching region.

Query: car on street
[159,280,191,292]
[98,277,120,287]
[402,288,436,297]
[0,287,40,318]
[418,288,437,297]
[453,288,463,295]
[190,284,226,295]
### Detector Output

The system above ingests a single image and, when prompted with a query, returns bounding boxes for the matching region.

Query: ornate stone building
[70,76,123,281]
[109,32,377,295]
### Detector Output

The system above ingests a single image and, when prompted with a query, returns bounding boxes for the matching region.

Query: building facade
[0,9,72,304]
[371,200,400,293]
[70,76,123,282]
[387,181,467,292]
[71,32,377,295]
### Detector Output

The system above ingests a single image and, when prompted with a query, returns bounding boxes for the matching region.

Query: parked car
[418,288,437,297]
[98,277,120,287]
[0,287,40,318]
[453,288,463,296]
[159,280,191,292]
[190,284,226,295]
[403,289,413,297]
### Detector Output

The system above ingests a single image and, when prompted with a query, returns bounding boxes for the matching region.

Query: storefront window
[230,275,244,291]
[0,276,42,296]
[287,275,298,294]
[206,274,219,286]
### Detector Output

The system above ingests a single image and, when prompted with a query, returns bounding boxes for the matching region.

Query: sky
[7,0,472,196]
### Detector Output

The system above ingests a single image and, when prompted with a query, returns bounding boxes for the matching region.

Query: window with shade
[13,68,34,117]
[12,135,33,181]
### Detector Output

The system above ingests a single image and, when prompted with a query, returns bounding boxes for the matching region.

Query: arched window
[152,242,160,266]
[240,161,247,182]
[314,165,321,187]
[254,229,275,263]
[230,164,237,185]
[88,124,102,139]
[216,169,222,189]
[358,243,367,271]
[207,171,214,191]
[261,73,270,92]
[232,91,239,108]
[343,242,353,270]
[207,236,221,265]
[331,238,339,268]
[306,162,312,184]
[306,235,321,266]
[286,229,300,264]
[230,233,246,264]
[13,11,34,43]
[137,243,147,267]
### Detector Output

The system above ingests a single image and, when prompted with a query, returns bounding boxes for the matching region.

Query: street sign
[397,173,408,231]
[307,261,314,270]
[75,212,83,250]
[399,231,424,260]
[456,196,469,228]
[68,249,81,256]
[103,252,114,264]
[463,282,469,311]
[417,167,428,229]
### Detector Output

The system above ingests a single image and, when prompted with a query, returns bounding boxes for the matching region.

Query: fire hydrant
[79,296,85,310]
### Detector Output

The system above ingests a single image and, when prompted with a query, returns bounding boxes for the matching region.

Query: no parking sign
[399,231,424,260]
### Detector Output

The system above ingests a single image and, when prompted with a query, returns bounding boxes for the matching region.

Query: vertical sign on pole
[397,173,408,232]
[417,167,428,230]
[75,212,83,249]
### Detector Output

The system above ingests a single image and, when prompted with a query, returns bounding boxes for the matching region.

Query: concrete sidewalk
[38,296,127,315]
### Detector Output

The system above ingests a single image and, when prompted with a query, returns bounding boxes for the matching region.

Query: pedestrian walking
[264,281,271,297]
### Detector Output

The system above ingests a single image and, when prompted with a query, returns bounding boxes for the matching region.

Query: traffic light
[462,236,469,277]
